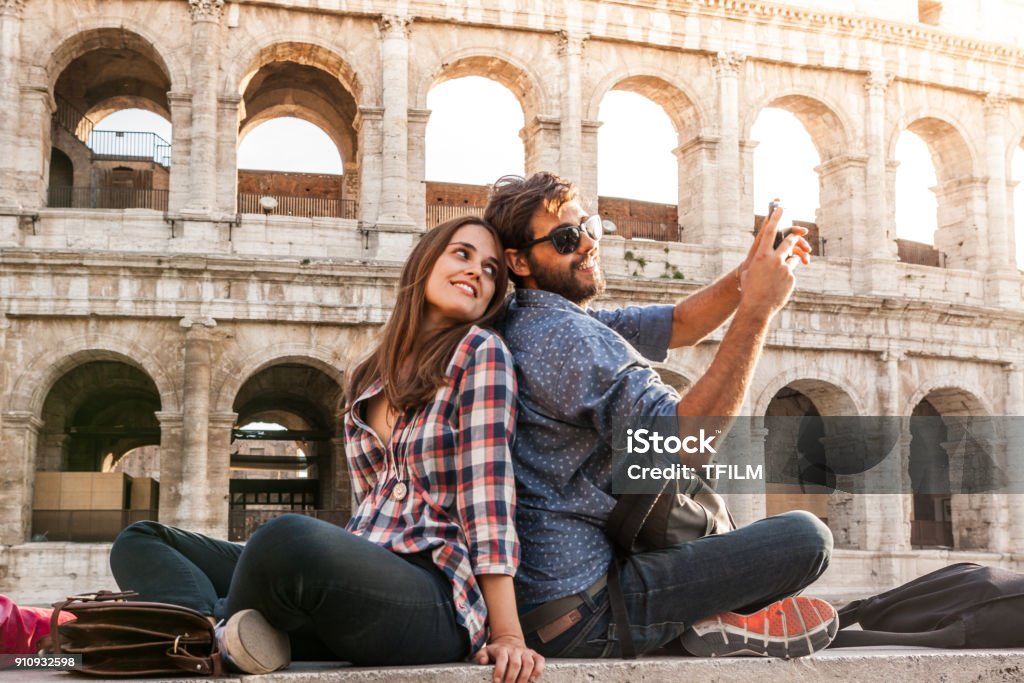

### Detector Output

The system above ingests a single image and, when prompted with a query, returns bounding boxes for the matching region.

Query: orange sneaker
[680,596,838,659]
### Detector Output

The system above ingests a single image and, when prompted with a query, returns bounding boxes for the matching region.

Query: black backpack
[832,562,1024,648]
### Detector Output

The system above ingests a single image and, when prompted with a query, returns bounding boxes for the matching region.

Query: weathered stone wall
[3,0,1024,600]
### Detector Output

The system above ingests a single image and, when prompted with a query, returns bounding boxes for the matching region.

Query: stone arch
[45,24,185,95]
[225,354,348,538]
[888,114,978,184]
[417,49,548,124]
[212,343,346,416]
[225,37,367,106]
[86,97,172,128]
[8,340,179,420]
[587,70,709,143]
[744,91,852,163]
[237,102,349,167]
[754,369,864,418]
[903,378,993,419]
[228,41,363,172]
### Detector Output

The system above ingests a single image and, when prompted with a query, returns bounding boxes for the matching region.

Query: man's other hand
[737,205,807,319]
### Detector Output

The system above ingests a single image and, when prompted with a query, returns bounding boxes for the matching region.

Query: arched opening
[894,130,941,265]
[909,388,997,549]
[596,91,678,240]
[749,96,848,257]
[49,32,172,211]
[33,361,162,542]
[751,108,821,253]
[894,117,978,269]
[47,148,74,207]
[763,380,860,525]
[236,54,358,219]
[424,76,525,227]
[229,363,345,541]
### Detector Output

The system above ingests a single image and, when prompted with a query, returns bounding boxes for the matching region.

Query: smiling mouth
[451,281,477,297]
[575,256,598,273]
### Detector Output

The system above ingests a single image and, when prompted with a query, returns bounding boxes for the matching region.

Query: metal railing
[53,95,95,141]
[426,203,486,228]
[238,193,357,219]
[88,130,172,167]
[47,186,169,211]
[606,218,682,242]
[229,509,349,541]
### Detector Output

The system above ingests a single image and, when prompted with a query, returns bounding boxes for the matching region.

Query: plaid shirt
[344,326,519,653]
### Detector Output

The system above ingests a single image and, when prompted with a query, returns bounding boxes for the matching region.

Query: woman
[110,216,542,683]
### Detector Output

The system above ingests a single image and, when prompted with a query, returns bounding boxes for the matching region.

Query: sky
[94,81,1024,266]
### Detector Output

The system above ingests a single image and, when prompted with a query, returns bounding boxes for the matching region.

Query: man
[483,172,836,661]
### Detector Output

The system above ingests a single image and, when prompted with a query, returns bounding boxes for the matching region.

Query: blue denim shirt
[500,288,680,605]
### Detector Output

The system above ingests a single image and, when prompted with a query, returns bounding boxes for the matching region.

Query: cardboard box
[32,472,62,510]
[90,473,130,509]
[129,477,159,510]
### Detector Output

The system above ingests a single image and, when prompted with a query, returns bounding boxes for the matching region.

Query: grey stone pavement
[4,648,1024,682]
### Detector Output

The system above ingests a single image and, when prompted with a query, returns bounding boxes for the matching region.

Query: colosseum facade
[1,0,1024,601]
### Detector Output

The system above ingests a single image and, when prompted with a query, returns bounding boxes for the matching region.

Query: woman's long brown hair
[341,216,510,415]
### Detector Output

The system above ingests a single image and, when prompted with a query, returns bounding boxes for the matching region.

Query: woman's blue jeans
[525,510,834,657]
[109,514,469,665]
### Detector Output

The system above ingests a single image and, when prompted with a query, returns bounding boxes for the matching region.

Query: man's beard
[527,252,606,305]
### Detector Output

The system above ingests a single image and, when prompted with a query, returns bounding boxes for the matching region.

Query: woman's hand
[474,634,545,683]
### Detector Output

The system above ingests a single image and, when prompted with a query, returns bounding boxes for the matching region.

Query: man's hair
[484,171,578,251]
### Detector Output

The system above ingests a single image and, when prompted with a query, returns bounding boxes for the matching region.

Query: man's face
[512,199,606,305]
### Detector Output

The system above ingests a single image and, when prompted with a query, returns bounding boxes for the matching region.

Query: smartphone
[768,199,787,249]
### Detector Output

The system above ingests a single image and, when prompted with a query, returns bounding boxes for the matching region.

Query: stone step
[11,649,1024,682]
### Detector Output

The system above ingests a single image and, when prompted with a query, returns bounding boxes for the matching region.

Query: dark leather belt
[519,575,607,643]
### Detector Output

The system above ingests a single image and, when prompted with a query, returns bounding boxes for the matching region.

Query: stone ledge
[13,649,1024,682]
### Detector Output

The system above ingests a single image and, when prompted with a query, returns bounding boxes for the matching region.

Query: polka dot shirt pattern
[499,289,680,605]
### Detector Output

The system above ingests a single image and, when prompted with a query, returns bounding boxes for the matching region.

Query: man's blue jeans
[109,514,469,665]
[524,511,833,657]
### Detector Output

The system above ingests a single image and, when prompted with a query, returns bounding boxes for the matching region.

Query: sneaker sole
[681,597,838,660]
[223,609,291,674]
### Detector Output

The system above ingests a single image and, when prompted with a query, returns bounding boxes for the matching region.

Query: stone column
[816,154,868,259]
[864,72,897,258]
[377,15,414,228]
[879,349,911,551]
[214,94,241,216]
[183,0,224,216]
[206,411,237,538]
[710,52,746,245]
[1004,364,1024,553]
[0,412,42,543]
[728,423,768,528]
[933,177,989,270]
[178,317,216,533]
[407,108,430,228]
[983,94,1019,305]
[558,31,587,184]
[0,0,26,217]
[579,120,601,209]
[674,136,720,243]
[166,91,193,215]
[155,411,184,525]
[356,107,384,225]
[15,84,51,209]
[521,116,561,177]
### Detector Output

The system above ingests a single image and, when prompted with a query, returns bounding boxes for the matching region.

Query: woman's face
[423,223,502,332]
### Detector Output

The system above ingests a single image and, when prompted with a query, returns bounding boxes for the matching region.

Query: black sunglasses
[521,215,605,255]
